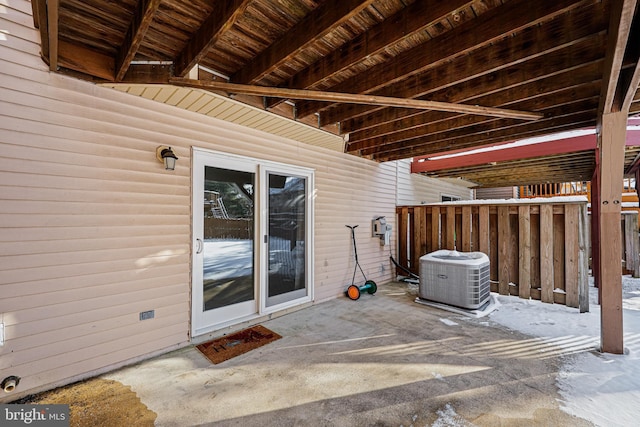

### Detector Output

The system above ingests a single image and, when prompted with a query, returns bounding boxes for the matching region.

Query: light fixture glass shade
[156,146,178,170]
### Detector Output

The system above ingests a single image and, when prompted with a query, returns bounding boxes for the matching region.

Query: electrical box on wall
[372,216,392,246]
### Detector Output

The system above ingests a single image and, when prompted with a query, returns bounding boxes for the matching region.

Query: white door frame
[191,148,314,337]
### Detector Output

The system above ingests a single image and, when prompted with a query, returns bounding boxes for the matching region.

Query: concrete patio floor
[104,282,594,426]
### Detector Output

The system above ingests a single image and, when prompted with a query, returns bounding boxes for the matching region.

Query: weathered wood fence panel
[396,201,589,311]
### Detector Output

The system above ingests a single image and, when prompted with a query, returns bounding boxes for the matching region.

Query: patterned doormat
[196,325,282,364]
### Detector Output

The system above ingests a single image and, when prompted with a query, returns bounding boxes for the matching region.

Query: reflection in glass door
[266,173,308,307]
[202,166,255,310]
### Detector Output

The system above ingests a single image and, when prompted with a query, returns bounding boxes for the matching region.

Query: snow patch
[439,318,459,326]
[488,276,640,426]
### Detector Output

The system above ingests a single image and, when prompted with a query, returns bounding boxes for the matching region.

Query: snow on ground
[487,275,640,427]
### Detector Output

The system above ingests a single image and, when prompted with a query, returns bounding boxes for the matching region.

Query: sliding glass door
[192,149,313,336]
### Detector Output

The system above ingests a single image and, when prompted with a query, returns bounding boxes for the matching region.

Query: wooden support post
[518,205,531,299]
[540,204,555,303]
[598,111,626,354]
[498,206,511,295]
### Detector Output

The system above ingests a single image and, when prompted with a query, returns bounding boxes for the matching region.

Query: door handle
[196,238,203,254]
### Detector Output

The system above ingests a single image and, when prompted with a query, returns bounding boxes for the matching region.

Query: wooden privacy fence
[397,201,589,312]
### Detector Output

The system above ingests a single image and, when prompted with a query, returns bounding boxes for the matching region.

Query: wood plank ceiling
[32,0,640,187]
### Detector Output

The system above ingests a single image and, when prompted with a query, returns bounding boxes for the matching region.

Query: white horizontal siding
[395,159,473,205]
[0,0,398,400]
[1,0,472,400]
[475,187,517,199]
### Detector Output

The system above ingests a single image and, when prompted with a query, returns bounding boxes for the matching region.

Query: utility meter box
[372,216,392,245]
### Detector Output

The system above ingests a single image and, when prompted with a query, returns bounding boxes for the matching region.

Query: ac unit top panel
[420,250,488,267]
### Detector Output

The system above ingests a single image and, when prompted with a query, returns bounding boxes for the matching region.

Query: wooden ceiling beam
[232,0,377,85]
[47,0,59,72]
[360,92,600,157]
[173,0,252,78]
[376,110,597,161]
[411,135,597,173]
[169,78,543,120]
[340,31,606,136]
[621,5,640,111]
[32,0,49,63]
[57,40,115,81]
[347,64,603,152]
[115,0,162,81]
[429,153,595,177]
[323,5,609,127]
[599,0,638,115]
[265,0,472,109]
[427,154,595,178]
[294,0,591,119]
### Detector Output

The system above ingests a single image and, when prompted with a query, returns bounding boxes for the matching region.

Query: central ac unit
[419,250,490,309]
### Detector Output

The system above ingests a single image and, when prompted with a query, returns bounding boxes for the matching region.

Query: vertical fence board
[425,208,433,254]
[579,204,590,313]
[509,212,519,295]
[398,207,409,274]
[518,205,531,299]
[624,214,640,277]
[472,208,480,252]
[540,204,554,303]
[431,206,440,252]
[479,206,490,255]
[412,206,427,274]
[553,211,566,295]
[490,211,499,287]
[462,206,472,251]
[446,206,456,250]
[565,204,580,308]
[498,206,510,295]
[530,212,541,291]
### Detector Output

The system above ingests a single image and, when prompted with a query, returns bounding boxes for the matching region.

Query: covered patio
[27,280,637,426]
[31,0,640,354]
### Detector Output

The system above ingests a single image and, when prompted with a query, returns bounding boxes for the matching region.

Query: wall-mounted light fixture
[156,146,178,170]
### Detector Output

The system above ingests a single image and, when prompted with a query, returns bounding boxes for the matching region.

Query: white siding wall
[395,159,473,205]
[0,1,471,400]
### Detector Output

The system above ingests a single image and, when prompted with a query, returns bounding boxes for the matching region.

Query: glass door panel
[203,166,255,310]
[266,172,308,307]
[192,151,258,336]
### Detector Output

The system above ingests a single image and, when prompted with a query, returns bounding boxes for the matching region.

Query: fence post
[498,206,510,295]
[518,205,531,299]
[540,204,555,303]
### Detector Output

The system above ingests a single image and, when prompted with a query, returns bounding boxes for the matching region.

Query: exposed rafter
[598,0,638,115]
[169,78,543,120]
[47,0,59,71]
[115,0,162,81]
[266,0,473,109]
[294,0,589,120]
[32,0,640,184]
[232,0,377,85]
[174,0,252,77]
